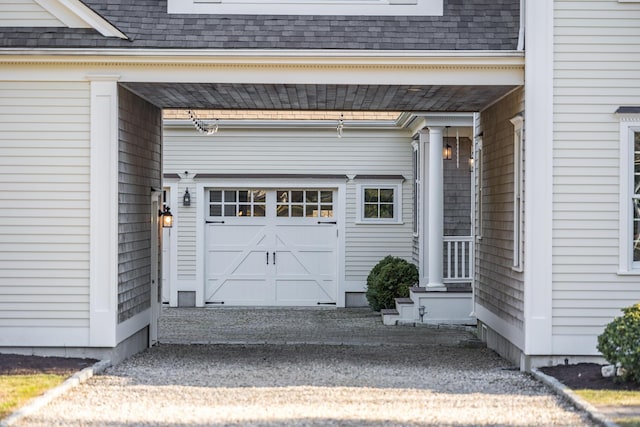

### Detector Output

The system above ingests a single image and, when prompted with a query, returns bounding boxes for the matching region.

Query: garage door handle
[266,252,269,265]
[317,221,337,224]
[273,252,276,265]
[206,220,225,224]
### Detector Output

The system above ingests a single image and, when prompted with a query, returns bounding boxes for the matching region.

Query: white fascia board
[34,0,128,39]
[0,48,524,63]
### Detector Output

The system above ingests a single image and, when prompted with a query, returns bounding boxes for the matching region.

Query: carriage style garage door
[205,188,338,306]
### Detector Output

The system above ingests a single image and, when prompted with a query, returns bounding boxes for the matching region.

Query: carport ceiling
[121,83,517,112]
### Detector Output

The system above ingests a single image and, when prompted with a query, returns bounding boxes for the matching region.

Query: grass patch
[615,418,640,427]
[575,389,640,427]
[0,374,67,419]
[574,389,640,406]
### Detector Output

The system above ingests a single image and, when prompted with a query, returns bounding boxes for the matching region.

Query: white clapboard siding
[552,0,640,354]
[164,126,414,283]
[0,0,64,27]
[0,81,90,339]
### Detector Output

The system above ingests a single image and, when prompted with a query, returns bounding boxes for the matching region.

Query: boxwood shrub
[366,256,418,312]
[596,303,640,383]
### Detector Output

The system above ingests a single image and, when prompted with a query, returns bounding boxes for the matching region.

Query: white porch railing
[443,236,473,283]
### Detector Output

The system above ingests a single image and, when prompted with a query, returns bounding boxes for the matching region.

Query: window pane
[210,205,222,217]
[238,205,250,216]
[254,204,266,217]
[380,203,394,219]
[321,191,333,203]
[224,191,236,202]
[292,191,304,203]
[380,188,394,203]
[306,191,318,203]
[277,191,289,203]
[364,204,378,218]
[253,190,266,203]
[277,205,289,217]
[306,205,317,217]
[238,190,249,203]
[210,190,222,203]
[292,205,304,217]
[364,188,379,203]
[321,205,333,218]
[224,205,236,216]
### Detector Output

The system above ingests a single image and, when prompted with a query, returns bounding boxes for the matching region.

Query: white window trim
[618,114,640,274]
[475,135,483,240]
[169,0,442,16]
[356,182,403,224]
[510,115,524,272]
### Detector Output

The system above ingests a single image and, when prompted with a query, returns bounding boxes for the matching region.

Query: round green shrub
[365,256,418,312]
[596,303,640,383]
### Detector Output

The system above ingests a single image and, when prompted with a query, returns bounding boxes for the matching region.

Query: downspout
[517,0,525,51]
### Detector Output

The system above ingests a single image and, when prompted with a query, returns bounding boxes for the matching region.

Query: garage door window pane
[321,205,333,217]
[292,205,304,217]
[321,191,333,203]
[224,191,236,202]
[210,190,222,203]
[292,191,304,203]
[306,191,318,203]
[224,205,236,216]
[253,190,266,203]
[254,204,266,217]
[210,205,222,217]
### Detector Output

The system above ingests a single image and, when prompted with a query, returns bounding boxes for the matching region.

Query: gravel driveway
[15,308,596,426]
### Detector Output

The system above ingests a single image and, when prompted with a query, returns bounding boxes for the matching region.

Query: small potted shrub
[366,256,418,312]
[596,303,640,383]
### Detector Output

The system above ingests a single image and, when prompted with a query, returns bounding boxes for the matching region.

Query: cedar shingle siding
[476,88,524,330]
[118,87,162,323]
[0,0,520,50]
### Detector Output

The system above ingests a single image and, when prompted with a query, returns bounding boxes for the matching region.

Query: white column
[88,75,120,347]
[417,130,429,287]
[427,126,446,289]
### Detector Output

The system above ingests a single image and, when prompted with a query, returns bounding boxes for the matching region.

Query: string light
[188,110,218,135]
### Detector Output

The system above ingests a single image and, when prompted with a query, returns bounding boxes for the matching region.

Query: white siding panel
[0,0,64,27]
[164,127,414,284]
[0,81,91,342]
[553,0,640,353]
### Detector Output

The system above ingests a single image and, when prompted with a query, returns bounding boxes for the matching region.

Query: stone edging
[0,359,111,427]
[531,368,619,427]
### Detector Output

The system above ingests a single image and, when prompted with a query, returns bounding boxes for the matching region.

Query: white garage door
[205,188,338,306]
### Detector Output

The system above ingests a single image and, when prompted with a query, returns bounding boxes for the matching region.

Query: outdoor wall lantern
[443,144,452,160]
[160,206,173,228]
[418,305,426,323]
[183,188,191,206]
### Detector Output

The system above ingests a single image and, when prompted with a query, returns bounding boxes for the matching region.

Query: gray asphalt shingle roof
[0,0,520,50]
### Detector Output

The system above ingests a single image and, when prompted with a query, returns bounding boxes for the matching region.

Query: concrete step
[380,308,400,326]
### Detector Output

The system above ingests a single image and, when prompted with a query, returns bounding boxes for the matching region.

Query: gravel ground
[14,308,596,427]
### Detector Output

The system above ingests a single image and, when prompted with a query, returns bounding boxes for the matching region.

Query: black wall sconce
[183,188,191,206]
[160,206,173,228]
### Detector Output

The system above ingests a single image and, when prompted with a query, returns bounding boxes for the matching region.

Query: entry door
[205,188,337,306]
